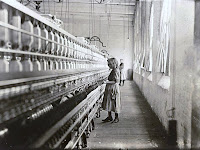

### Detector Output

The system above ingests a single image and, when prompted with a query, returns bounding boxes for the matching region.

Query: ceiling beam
[50,11,134,16]
[43,1,136,6]
[60,18,134,22]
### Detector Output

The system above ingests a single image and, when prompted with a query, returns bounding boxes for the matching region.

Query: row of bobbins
[0,2,107,73]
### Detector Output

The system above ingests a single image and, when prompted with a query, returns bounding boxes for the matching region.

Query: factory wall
[133,0,196,148]
[192,1,200,148]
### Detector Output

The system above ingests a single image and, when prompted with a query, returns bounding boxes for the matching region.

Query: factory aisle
[87,81,168,149]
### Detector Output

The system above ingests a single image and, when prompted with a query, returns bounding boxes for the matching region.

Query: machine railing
[0,0,109,149]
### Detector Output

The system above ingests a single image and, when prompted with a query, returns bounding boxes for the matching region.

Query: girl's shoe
[102,116,113,122]
[112,118,119,123]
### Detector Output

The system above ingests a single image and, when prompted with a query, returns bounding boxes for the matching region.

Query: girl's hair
[107,58,118,69]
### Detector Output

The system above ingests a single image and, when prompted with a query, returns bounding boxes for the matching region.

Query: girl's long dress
[102,68,121,113]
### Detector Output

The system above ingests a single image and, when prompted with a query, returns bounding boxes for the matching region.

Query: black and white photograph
[0,0,199,149]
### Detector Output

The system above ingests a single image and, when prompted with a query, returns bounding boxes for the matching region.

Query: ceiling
[17,0,136,27]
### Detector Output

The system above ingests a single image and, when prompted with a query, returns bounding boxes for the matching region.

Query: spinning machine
[0,0,109,149]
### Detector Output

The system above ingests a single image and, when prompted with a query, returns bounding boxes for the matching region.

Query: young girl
[102,58,121,123]
[119,60,126,86]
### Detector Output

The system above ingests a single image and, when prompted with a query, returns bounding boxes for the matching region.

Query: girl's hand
[103,80,107,84]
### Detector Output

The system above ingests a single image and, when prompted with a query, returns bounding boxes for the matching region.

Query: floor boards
[87,81,168,149]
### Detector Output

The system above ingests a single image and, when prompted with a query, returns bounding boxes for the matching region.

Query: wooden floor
[87,81,168,149]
